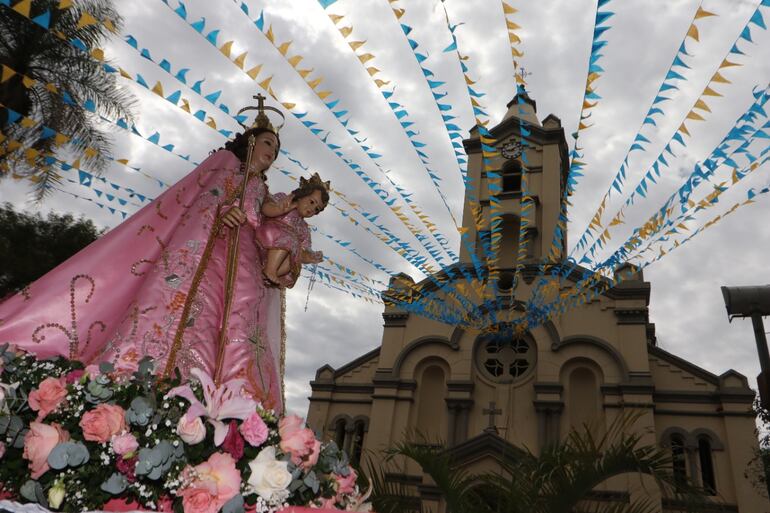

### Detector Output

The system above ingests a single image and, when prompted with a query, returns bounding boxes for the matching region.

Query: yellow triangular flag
[329,14,344,24]
[502,2,517,14]
[265,25,275,43]
[103,19,117,33]
[306,76,322,89]
[711,71,731,84]
[686,24,699,41]
[118,67,132,80]
[693,99,711,112]
[59,0,73,8]
[374,79,390,88]
[340,26,353,37]
[506,20,521,30]
[393,8,405,19]
[45,82,57,93]
[1,65,16,83]
[349,40,366,51]
[702,86,722,97]
[679,122,690,136]
[281,102,295,110]
[180,99,191,113]
[258,75,273,91]
[20,117,36,128]
[287,55,302,67]
[508,31,522,44]
[76,12,99,29]
[686,111,703,121]
[151,81,163,96]
[84,147,97,159]
[54,133,69,146]
[206,117,217,129]
[91,48,105,61]
[246,64,262,80]
[233,52,247,69]
[317,90,332,100]
[357,53,375,64]
[277,41,292,56]
[219,41,233,58]
[694,6,716,19]
[21,76,35,88]
[720,58,741,69]
[12,0,32,18]
[366,66,380,76]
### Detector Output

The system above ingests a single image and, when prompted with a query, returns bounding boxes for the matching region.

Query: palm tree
[0,0,134,198]
[366,415,719,513]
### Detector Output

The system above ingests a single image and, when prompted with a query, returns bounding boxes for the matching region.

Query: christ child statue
[256,172,329,287]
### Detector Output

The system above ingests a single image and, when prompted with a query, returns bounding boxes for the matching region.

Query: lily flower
[166,368,257,446]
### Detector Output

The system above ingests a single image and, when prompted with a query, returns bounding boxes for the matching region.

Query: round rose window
[474,331,536,383]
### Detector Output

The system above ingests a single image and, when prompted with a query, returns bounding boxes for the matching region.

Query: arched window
[501,159,522,193]
[350,420,367,465]
[698,437,716,495]
[568,367,599,430]
[333,418,347,449]
[671,434,687,488]
[416,364,447,441]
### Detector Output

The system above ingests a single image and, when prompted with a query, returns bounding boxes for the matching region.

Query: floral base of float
[0,345,370,513]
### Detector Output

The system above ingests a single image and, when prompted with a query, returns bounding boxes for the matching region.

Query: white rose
[176,414,206,445]
[247,446,293,502]
[48,482,66,510]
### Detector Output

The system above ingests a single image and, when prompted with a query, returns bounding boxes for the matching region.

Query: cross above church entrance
[483,401,502,434]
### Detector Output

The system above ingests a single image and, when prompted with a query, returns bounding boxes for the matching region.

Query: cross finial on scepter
[254,93,266,110]
[483,401,502,434]
[519,67,532,80]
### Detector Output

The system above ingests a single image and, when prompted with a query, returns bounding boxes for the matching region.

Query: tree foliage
[0,202,101,298]
[366,414,718,513]
[0,0,135,198]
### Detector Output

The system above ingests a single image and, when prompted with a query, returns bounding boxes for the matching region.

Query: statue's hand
[221,206,246,228]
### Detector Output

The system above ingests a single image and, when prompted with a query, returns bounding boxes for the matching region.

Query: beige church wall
[537,338,626,385]
[410,358,451,442]
[560,358,606,435]
[649,356,715,391]
[722,414,768,511]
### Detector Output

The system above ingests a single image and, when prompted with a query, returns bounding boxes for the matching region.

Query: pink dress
[0,150,284,412]
[254,192,316,288]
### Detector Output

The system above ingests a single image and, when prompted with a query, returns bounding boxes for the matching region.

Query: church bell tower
[460,89,570,289]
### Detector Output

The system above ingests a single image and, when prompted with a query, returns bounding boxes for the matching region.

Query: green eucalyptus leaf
[221,494,245,513]
[101,473,129,495]
[99,361,115,374]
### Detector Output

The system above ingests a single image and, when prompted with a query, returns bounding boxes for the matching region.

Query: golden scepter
[213,94,284,385]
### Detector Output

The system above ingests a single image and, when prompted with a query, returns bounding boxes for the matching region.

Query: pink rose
[64,369,85,384]
[177,413,207,445]
[180,480,219,513]
[80,403,127,443]
[85,364,101,378]
[335,469,357,497]
[111,432,139,457]
[240,413,269,446]
[222,420,244,460]
[23,421,69,479]
[279,415,320,468]
[180,453,241,513]
[28,377,67,420]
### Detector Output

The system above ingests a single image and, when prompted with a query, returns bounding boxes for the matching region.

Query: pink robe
[0,150,284,411]
[255,192,314,288]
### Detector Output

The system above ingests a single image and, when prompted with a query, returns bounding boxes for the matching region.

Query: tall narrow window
[350,420,366,465]
[501,159,522,193]
[698,437,716,494]
[671,434,687,488]
[334,418,347,449]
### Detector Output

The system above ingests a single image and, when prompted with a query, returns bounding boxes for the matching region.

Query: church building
[306,92,768,512]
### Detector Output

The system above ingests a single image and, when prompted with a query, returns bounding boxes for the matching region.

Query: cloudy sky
[2,0,769,416]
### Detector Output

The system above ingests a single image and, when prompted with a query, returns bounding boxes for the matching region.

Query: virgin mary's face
[253,131,279,171]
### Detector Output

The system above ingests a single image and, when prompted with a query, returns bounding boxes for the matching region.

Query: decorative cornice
[613,308,648,325]
[533,399,564,413]
[648,345,721,386]
[332,347,380,379]
[383,312,409,327]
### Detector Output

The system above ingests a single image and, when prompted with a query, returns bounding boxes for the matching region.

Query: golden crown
[236,93,286,134]
[300,172,331,192]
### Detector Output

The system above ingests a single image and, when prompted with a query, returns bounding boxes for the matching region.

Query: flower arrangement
[0,344,369,513]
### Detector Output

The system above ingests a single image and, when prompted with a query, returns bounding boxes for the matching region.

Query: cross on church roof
[483,401,502,434]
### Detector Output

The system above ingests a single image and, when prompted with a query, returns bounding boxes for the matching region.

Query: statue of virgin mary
[0,98,286,412]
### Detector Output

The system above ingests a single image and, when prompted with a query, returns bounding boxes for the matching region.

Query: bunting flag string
[438,0,508,324]
[153,2,454,273]
[317,0,463,237]
[385,0,469,184]
[574,0,769,263]
[584,86,770,269]
[613,121,770,267]
[571,2,716,257]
